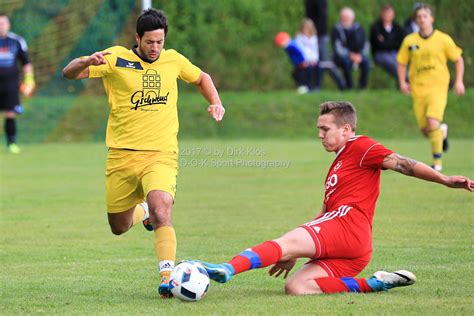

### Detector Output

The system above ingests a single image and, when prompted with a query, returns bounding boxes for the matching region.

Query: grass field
[6,89,474,143]
[1,139,473,315]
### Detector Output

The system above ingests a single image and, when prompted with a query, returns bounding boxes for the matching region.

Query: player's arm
[382,153,474,191]
[17,40,35,97]
[62,51,111,80]
[21,63,35,97]
[397,63,410,95]
[194,71,225,122]
[454,56,465,96]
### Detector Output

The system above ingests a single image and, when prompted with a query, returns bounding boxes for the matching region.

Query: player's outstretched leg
[370,270,416,290]
[200,240,283,283]
[199,262,235,283]
[314,270,416,294]
[199,227,316,283]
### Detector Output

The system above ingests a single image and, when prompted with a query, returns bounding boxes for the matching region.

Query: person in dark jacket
[370,4,405,80]
[305,0,345,90]
[332,7,370,89]
[404,2,423,35]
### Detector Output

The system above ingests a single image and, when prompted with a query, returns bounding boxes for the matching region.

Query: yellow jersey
[397,30,462,97]
[88,46,201,152]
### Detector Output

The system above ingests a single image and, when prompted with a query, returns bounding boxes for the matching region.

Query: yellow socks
[428,127,443,168]
[131,205,176,279]
[131,203,148,226]
[154,226,177,279]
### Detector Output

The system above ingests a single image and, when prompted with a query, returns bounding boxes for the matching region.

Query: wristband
[24,73,35,86]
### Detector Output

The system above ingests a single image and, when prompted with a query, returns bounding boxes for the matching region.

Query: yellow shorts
[105,148,178,213]
[412,92,448,129]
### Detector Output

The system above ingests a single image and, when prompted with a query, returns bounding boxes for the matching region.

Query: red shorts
[300,205,372,277]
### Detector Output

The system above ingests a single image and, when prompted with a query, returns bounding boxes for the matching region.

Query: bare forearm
[23,63,33,75]
[383,152,474,191]
[410,161,448,185]
[383,153,447,185]
[397,64,406,86]
[455,57,464,83]
[197,72,221,105]
[62,58,89,80]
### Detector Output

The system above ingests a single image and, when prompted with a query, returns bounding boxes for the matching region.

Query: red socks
[228,241,282,274]
[316,277,373,293]
[225,240,374,295]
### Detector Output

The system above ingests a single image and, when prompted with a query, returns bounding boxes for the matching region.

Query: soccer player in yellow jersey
[397,3,464,171]
[62,9,225,297]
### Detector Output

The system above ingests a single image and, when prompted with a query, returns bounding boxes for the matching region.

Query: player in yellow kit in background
[397,3,464,171]
[62,9,225,297]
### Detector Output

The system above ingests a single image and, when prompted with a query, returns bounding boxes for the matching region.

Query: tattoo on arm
[384,153,418,176]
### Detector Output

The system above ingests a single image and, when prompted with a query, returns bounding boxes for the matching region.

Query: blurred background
[1,0,472,143]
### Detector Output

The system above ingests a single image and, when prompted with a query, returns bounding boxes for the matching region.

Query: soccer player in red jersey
[196,101,473,295]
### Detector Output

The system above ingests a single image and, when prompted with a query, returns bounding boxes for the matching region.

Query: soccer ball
[170,261,210,302]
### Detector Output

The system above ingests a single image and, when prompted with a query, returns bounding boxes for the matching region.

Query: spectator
[274,31,319,94]
[295,19,322,91]
[305,0,345,90]
[404,3,423,34]
[295,19,319,67]
[370,4,405,80]
[332,7,370,89]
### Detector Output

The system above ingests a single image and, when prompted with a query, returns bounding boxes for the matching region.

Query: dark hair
[414,3,434,18]
[380,4,394,12]
[136,8,168,38]
[0,12,8,18]
[319,101,357,131]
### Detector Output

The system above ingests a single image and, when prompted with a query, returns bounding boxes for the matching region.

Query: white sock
[140,202,149,220]
[159,260,174,273]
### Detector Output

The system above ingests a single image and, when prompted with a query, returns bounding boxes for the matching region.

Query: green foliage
[7,0,473,91]
[156,0,473,90]
[160,0,304,90]
[41,0,136,95]
[10,0,70,44]
[1,140,473,314]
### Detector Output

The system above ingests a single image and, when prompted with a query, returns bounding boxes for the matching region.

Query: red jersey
[323,135,393,225]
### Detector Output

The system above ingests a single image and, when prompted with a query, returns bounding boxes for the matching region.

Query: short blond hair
[300,18,317,36]
[319,101,357,131]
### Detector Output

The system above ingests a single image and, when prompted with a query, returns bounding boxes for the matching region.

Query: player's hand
[400,81,410,95]
[444,176,474,192]
[20,83,35,97]
[268,259,297,279]
[207,104,225,122]
[454,81,465,96]
[86,51,111,66]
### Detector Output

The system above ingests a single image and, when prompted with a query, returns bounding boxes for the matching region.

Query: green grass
[1,139,473,315]
[5,89,474,143]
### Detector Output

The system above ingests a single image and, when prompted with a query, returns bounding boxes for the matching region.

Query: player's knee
[426,119,440,132]
[284,279,321,296]
[284,279,301,295]
[5,111,16,119]
[109,217,132,235]
[109,223,128,235]
[150,209,172,227]
[148,193,174,226]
